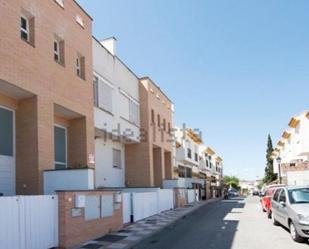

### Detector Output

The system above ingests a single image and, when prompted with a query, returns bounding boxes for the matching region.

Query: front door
[0,106,15,195]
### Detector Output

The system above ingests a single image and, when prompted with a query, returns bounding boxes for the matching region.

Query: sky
[78,0,309,180]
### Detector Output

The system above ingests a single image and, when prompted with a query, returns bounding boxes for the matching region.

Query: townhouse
[0,0,94,195]
[92,37,140,188]
[125,77,174,187]
[163,127,224,199]
[199,146,224,198]
[272,111,309,186]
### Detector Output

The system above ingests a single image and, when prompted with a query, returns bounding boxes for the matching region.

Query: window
[20,13,34,45]
[168,122,171,133]
[187,148,192,159]
[206,159,209,167]
[288,188,309,204]
[194,153,198,162]
[186,167,192,178]
[93,76,99,106]
[0,107,13,157]
[129,99,139,126]
[97,77,113,113]
[54,39,65,65]
[113,149,121,168]
[178,166,186,178]
[54,41,60,62]
[157,114,161,127]
[163,119,166,131]
[54,126,67,170]
[119,90,140,126]
[151,109,155,124]
[273,189,282,202]
[76,54,85,79]
[278,190,286,203]
[20,16,29,41]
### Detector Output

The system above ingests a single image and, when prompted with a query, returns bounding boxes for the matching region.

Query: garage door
[0,106,15,196]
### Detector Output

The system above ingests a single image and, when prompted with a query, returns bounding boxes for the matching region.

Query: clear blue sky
[78,0,309,180]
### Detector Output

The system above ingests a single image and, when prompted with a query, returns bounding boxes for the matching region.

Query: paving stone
[95,235,127,243]
[81,243,104,249]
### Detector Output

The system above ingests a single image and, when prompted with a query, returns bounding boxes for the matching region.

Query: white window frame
[54,124,67,169]
[20,15,29,41]
[54,40,60,62]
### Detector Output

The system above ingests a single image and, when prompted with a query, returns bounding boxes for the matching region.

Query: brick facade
[58,190,123,248]
[0,0,94,194]
[125,77,174,187]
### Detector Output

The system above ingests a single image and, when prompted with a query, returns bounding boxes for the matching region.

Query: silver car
[271,186,309,243]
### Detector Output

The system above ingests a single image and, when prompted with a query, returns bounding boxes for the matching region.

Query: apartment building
[125,77,174,187]
[272,111,309,185]
[0,0,94,195]
[163,127,206,198]
[93,37,140,188]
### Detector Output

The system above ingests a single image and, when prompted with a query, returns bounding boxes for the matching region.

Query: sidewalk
[75,198,221,249]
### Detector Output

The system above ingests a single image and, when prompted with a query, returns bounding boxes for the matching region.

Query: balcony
[43,168,94,194]
[176,147,199,167]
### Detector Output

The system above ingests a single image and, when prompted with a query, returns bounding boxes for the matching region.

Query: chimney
[100,37,117,56]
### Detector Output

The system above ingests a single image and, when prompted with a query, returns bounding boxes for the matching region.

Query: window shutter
[59,40,65,65]
[80,56,85,79]
[29,17,35,45]
[113,149,121,168]
[98,79,113,113]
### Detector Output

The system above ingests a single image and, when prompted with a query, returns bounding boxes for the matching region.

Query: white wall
[43,169,94,194]
[277,113,309,164]
[93,38,141,188]
[93,38,140,143]
[287,171,309,186]
[95,138,125,188]
[174,127,199,167]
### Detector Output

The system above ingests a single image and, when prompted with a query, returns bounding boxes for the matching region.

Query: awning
[288,117,300,128]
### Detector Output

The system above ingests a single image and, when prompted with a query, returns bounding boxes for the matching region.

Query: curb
[123,198,222,249]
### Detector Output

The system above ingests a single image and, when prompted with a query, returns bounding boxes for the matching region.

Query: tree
[223,175,240,190]
[263,134,277,184]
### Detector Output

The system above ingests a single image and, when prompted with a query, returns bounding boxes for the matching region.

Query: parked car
[228,190,239,198]
[260,184,285,218]
[271,186,309,243]
[252,190,260,196]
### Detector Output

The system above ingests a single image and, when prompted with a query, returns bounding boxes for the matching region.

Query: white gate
[122,192,132,224]
[188,189,196,203]
[132,192,158,222]
[0,195,58,249]
[158,189,173,212]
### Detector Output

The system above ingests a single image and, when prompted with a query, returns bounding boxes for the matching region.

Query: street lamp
[276,157,282,184]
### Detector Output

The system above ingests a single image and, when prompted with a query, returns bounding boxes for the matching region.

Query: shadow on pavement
[134,198,246,249]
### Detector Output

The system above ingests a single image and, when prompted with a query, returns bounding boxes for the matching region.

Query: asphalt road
[135,196,309,249]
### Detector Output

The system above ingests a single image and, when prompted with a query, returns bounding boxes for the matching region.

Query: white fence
[122,189,174,223]
[188,189,196,203]
[0,195,58,249]
[122,192,132,224]
[158,189,174,212]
